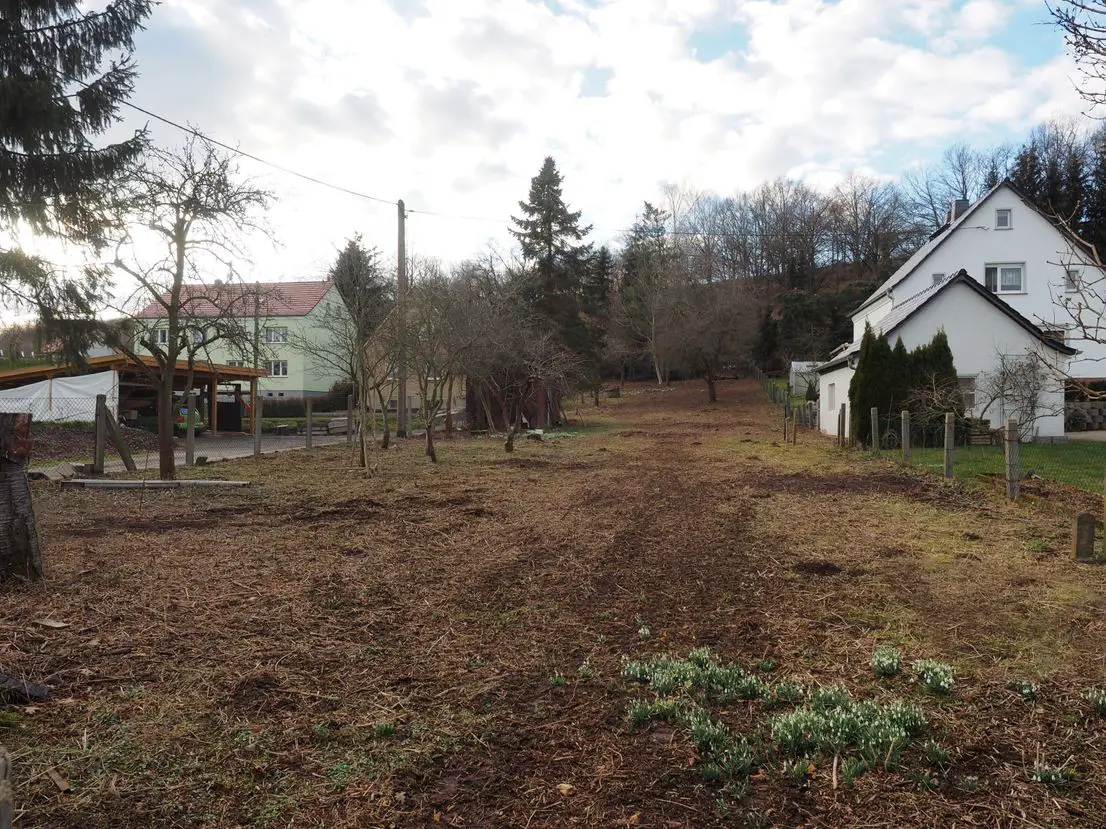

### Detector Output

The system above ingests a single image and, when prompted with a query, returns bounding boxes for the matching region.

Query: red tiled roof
[135,281,335,319]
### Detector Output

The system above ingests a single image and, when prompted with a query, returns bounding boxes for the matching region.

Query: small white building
[817,272,1077,440]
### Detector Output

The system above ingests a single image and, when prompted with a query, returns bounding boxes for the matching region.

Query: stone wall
[1066,400,1106,431]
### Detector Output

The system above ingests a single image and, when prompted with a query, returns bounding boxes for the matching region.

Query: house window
[226,360,245,368]
[264,327,289,344]
[995,209,1012,230]
[984,263,1024,293]
[958,377,977,410]
[268,360,288,377]
[827,383,836,412]
[1066,269,1081,292]
[1041,326,1067,345]
[155,328,169,345]
[932,273,945,286]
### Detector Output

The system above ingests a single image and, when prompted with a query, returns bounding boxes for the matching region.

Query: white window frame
[827,383,836,412]
[1065,268,1081,293]
[958,376,977,410]
[984,263,1025,294]
[155,328,169,345]
[264,326,289,344]
[189,327,204,345]
[995,208,1012,230]
[226,359,245,368]
[1041,326,1067,345]
[268,360,289,377]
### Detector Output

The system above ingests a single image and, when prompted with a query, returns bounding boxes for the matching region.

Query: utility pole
[396,199,408,438]
[253,280,261,434]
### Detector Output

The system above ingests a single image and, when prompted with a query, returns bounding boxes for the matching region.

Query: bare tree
[107,137,272,479]
[977,352,1065,441]
[1048,1,1106,110]
[673,279,755,403]
[404,262,482,463]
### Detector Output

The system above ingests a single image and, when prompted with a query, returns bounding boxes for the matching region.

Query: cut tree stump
[0,672,53,703]
[0,413,43,581]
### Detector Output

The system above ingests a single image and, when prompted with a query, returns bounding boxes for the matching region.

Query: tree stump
[0,414,43,582]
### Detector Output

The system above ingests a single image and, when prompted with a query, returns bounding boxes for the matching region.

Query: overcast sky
[106,0,1089,282]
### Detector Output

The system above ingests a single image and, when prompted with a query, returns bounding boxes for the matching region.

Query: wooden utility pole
[396,199,408,438]
[93,394,107,475]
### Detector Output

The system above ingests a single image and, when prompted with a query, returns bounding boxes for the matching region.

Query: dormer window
[995,209,1012,230]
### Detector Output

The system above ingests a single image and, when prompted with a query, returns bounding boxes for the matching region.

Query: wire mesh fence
[751,365,820,436]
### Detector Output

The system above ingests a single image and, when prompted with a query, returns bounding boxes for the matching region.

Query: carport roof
[0,352,268,389]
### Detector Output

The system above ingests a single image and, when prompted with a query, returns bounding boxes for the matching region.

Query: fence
[751,365,819,440]
[872,407,1105,501]
[18,394,367,482]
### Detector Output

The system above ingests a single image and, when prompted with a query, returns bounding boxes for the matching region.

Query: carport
[0,353,268,434]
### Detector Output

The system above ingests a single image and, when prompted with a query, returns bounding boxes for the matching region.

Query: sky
[54,0,1106,287]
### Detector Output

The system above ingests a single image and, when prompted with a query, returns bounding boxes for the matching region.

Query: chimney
[947,198,970,224]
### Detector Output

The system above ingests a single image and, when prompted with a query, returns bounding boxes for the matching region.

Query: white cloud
[100,0,1089,286]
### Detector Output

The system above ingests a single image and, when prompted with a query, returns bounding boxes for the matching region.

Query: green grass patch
[908,442,1106,493]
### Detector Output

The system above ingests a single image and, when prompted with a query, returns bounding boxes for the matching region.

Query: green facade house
[135,280,352,401]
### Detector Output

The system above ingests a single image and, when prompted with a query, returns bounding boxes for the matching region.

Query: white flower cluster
[912,659,955,694]
[770,690,926,757]
[870,646,903,678]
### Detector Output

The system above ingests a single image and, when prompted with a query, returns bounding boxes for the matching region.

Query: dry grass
[3,380,1106,827]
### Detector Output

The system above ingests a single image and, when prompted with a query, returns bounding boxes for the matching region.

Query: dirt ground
[3,380,1106,827]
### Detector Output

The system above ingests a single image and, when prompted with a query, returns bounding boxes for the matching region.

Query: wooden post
[792,414,798,444]
[838,404,847,447]
[1074,512,1096,562]
[783,402,788,441]
[93,394,107,475]
[0,745,12,829]
[346,393,354,446]
[1005,417,1020,501]
[210,376,219,436]
[901,410,911,463]
[249,377,258,434]
[871,407,880,454]
[305,398,314,450]
[104,415,137,473]
[943,412,955,478]
[0,414,43,581]
[185,393,197,467]
[253,394,263,458]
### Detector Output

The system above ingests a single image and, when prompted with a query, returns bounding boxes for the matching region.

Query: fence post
[186,393,197,467]
[838,404,846,447]
[305,398,314,450]
[870,407,880,455]
[783,402,788,441]
[93,394,107,475]
[901,410,911,463]
[346,393,354,446]
[943,412,955,478]
[253,394,263,458]
[1005,417,1020,501]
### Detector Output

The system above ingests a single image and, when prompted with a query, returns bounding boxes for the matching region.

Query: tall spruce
[848,323,895,447]
[510,157,593,357]
[1,1,152,354]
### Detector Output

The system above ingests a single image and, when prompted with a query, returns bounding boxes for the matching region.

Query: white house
[817,272,1077,440]
[850,180,1105,379]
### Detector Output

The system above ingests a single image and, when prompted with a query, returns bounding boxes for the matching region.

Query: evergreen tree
[848,323,894,447]
[752,307,780,372]
[509,156,593,356]
[889,336,911,414]
[1086,127,1106,255]
[1,1,152,355]
[1010,143,1043,201]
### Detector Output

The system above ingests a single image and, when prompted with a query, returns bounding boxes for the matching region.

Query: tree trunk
[0,414,43,582]
[358,384,371,469]
[444,376,454,439]
[505,394,525,453]
[157,375,177,480]
[425,406,438,463]
[707,377,717,403]
[376,387,391,450]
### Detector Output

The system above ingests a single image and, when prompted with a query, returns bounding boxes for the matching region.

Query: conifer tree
[1,1,152,351]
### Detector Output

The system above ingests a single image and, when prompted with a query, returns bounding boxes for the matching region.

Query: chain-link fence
[751,365,820,437]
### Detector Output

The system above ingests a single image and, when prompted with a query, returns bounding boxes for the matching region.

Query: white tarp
[0,370,118,422]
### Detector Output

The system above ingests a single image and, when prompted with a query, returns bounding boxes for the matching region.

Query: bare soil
[32,423,162,463]
[3,380,1106,827]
